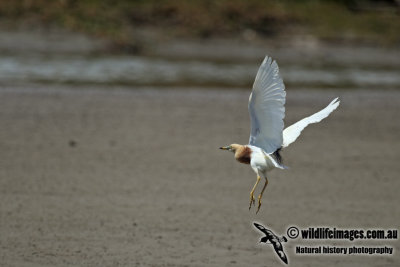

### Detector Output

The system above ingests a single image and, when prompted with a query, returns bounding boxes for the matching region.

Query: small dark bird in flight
[253,222,289,264]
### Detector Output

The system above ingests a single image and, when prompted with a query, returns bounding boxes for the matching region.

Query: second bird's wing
[248,56,286,154]
[282,98,340,148]
[254,222,271,235]
[272,241,289,264]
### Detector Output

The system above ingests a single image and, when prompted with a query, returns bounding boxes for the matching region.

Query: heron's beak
[219,146,229,150]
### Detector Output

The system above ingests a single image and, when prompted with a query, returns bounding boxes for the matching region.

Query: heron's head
[219,144,241,152]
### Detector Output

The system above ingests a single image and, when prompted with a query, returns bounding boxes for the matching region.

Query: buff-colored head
[219,144,251,164]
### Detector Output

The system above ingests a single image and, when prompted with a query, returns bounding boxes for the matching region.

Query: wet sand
[0,86,399,266]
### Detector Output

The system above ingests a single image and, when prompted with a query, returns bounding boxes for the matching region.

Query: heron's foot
[249,193,255,210]
[256,195,262,214]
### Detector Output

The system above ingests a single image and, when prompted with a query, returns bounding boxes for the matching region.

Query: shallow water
[0,53,399,89]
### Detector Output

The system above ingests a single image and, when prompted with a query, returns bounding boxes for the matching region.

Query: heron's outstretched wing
[248,56,286,154]
[282,98,340,148]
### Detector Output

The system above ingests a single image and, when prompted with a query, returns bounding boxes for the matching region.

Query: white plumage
[249,56,340,158]
[220,55,340,213]
[282,97,340,148]
[249,56,286,154]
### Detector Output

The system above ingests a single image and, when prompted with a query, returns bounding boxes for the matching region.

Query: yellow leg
[249,175,261,210]
[256,176,268,214]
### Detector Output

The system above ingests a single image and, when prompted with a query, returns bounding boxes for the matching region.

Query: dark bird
[254,222,288,264]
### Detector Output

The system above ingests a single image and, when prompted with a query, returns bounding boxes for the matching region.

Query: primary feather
[282,98,340,148]
[248,56,286,154]
[248,55,340,155]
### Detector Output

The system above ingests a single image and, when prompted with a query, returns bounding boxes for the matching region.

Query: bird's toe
[256,195,262,214]
[249,194,255,210]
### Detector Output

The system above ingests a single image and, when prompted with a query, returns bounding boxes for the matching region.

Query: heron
[220,56,340,213]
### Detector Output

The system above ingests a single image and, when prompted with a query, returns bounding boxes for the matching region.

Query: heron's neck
[234,145,251,164]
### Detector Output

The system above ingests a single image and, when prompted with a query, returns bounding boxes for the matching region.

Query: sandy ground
[0,86,399,267]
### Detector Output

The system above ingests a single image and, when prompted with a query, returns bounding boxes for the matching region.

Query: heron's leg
[256,176,268,214]
[249,175,261,210]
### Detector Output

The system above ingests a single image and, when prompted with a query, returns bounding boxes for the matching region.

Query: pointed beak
[219,146,229,150]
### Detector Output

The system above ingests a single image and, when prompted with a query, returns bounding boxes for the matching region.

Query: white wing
[282,98,340,148]
[248,56,286,154]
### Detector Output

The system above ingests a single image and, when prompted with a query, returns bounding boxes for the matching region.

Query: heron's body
[220,55,340,213]
[251,145,285,173]
[232,144,282,172]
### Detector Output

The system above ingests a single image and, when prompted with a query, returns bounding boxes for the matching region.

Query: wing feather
[273,244,289,264]
[248,56,286,154]
[282,98,340,148]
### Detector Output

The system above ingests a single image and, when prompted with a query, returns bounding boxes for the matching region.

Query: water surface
[1,54,399,89]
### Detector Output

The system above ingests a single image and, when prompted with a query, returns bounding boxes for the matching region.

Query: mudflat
[1,86,399,266]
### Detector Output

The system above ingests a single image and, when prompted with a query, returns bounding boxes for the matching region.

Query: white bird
[220,56,340,213]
